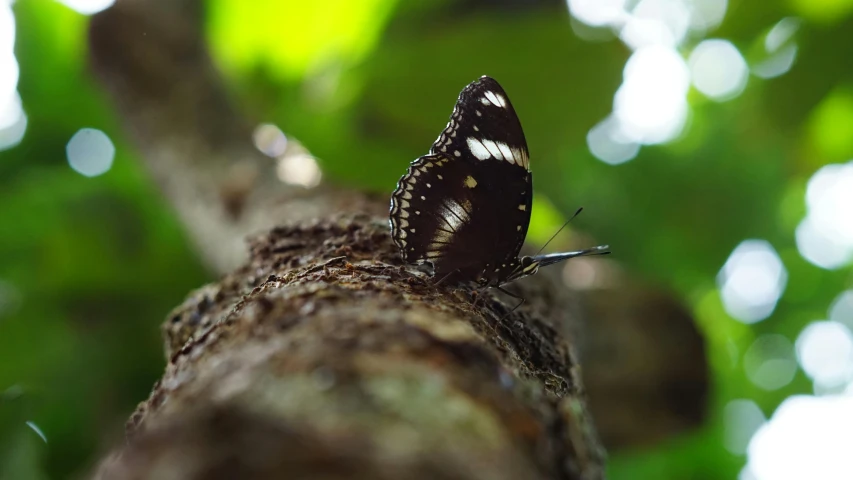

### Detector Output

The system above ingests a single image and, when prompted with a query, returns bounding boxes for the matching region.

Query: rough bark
[88,1,708,478]
[96,214,606,479]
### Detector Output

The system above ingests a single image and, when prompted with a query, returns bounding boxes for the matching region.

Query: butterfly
[389,75,608,296]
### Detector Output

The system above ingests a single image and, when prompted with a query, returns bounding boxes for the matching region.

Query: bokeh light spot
[795,321,853,391]
[0,1,14,49]
[277,154,322,188]
[748,395,853,480]
[797,161,853,269]
[718,240,787,323]
[753,18,800,79]
[806,161,853,220]
[688,39,748,101]
[613,45,690,144]
[566,0,628,27]
[620,0,691,50]
[743,334,797,391]
[0,3,24,151]
[0,94,26,151]
[252,123,288,158]
[765,17,800,52]
[0,57,18,108]
[829,290,853,329]
[570,0,735,154]
[724,399,765,455]
[56,0,115,15]
[740,466,759,480]
[586,115,640,165]
[795,217,852,269]
[562,257,619,290]
[689,0,728,33]
[66,128,116,177]
[753,45,798,79]
[0,89,22,130]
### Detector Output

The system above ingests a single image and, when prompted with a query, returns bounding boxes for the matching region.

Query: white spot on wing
[484,91,506,108]
[467,138,491,160]
[496,142,515,164]
[512,146,529,169]
[442,198,471,231]
[481,139,505,160]
[433,230,451,243]
[430,197,472,246]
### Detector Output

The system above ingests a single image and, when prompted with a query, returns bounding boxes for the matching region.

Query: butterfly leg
[433,269,460,287]
[494,286,525,317]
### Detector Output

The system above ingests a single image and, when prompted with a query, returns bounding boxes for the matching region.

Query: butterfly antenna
[533,207,584,257]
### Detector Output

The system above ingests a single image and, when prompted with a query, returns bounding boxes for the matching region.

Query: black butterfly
[389,76,608,294]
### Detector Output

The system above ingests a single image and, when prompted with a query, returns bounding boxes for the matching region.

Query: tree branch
[95,216,606,479]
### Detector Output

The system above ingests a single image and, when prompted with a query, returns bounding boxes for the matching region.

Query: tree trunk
[88,1,707,478]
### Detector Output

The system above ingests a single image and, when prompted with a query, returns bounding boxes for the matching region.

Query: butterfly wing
[390,76,532,281]
[431,76,530,170]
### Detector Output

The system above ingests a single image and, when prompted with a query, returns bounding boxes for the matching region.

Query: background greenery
[1,0,852,478]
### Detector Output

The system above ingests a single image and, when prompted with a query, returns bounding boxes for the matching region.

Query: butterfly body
[389,76,607,288]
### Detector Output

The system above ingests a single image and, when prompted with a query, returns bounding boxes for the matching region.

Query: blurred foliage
[1,0,852,478]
